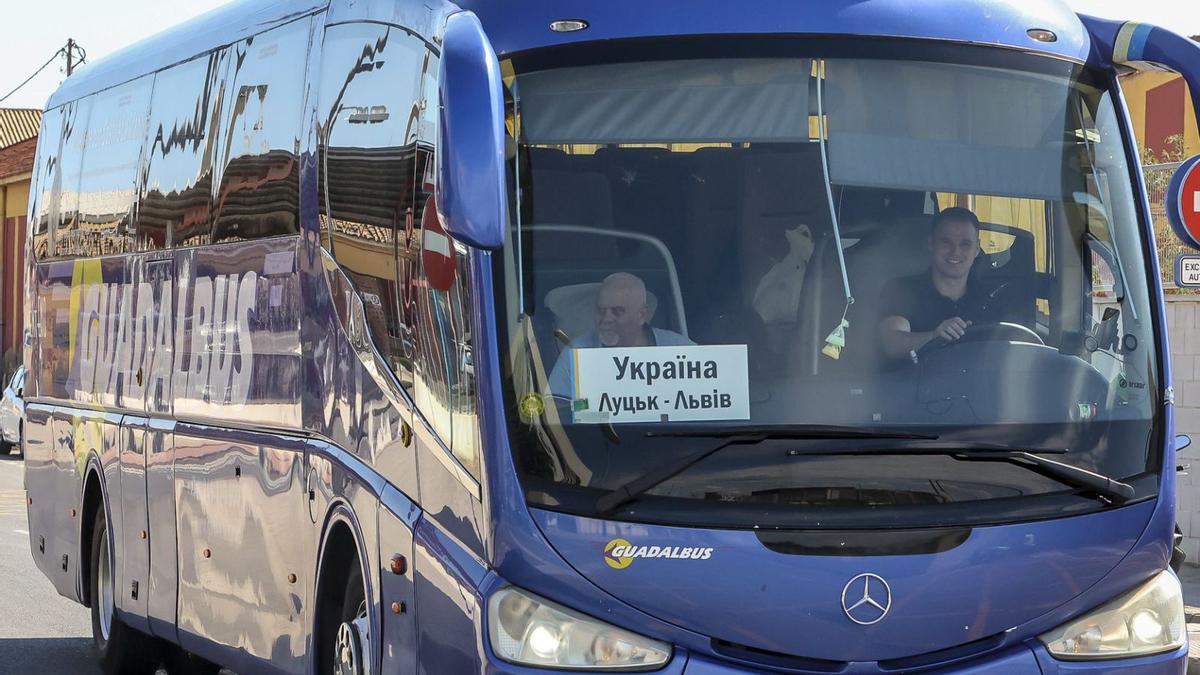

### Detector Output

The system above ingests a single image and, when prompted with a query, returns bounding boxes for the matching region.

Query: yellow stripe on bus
[1113,22,1141,64]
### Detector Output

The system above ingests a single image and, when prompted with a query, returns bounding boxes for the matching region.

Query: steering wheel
[917,321,1044,357]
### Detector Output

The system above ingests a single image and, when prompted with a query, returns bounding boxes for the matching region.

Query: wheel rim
[334,600,370,675]
[98,527,114,642]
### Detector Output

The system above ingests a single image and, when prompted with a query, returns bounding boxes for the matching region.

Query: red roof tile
[0,137,37,180]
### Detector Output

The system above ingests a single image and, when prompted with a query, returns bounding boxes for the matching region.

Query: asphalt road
[0,452,95,674]
[0,454,233,675]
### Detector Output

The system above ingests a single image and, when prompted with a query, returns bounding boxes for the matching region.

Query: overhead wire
[0,47,67,106]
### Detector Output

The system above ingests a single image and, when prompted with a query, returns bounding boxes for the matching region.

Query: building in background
[1122,66,1200,162]
[0,108,40,379]
[1124,64,1200,291]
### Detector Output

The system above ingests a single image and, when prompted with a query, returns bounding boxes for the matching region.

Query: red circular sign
[1181,160,1200,242]
[421,192,457,292]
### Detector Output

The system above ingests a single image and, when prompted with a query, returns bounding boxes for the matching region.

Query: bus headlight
[488,586,671,669]
[1039,570,1186,660]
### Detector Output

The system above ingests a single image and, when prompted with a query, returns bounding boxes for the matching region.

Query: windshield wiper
[949,449,1135,504]
[786,440,1133,504]
[593,425,939,515]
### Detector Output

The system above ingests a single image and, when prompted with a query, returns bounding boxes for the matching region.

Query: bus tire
[318,546,370,675]
[89,508,159,675]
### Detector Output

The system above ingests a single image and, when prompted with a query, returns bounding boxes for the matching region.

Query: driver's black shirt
[879,271,1013,332]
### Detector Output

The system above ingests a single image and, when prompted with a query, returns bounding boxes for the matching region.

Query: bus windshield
[497,46,1160,529]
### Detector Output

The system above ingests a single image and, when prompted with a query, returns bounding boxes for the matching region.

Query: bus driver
[878,207,1022,359]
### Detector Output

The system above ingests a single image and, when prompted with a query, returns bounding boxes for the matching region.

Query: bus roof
[47,0,1096,111]
[458,0,1093,61]
[45,0,329,110]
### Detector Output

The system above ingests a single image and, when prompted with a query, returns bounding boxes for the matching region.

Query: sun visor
[517,59,813,145]
[827,133,1073,199]
[518,56,1095,201]
[824,59,1081,199]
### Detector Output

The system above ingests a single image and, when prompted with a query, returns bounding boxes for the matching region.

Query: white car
[0,366,25,455]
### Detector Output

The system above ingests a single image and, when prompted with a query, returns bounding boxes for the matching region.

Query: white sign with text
[1178,254,1200,288]
[572,345,750,424]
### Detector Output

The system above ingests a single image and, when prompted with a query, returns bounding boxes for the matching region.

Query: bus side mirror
[1080,16,1200,248]
[436,11,507,250]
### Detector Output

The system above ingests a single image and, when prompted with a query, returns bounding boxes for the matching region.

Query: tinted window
[410,119,481,478]
[412,156,480,478]
[70,77,154,257]
[210,18,311,244]
[140,49,233,249]
[49,98,91,258]
[317,22,427,392]
[29,106,66,260]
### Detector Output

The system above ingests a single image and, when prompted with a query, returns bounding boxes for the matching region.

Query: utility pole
[66,38,76,76]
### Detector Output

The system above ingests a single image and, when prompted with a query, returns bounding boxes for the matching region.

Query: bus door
[130,255,179,642]
[114,410,176,640]
[116,416,151,635]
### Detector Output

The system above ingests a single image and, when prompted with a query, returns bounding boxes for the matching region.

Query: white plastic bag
[751,224,814,325]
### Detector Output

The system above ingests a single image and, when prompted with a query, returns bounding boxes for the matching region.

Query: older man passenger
[548,272,693,397]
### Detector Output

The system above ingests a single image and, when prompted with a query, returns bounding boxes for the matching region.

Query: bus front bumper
[679,643,1188,673]
[484,642,1189,673]
[679,642,1189,674]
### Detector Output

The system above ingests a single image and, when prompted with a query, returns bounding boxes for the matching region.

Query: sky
[0,0,1198,110]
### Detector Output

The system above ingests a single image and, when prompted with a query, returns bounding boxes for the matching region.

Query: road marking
[13,529,27,535]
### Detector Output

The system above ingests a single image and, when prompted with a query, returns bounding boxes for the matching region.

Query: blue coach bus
[22,0,1200,672]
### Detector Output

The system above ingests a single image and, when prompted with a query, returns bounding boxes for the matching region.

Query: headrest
[544,282,659,342]
[848,215,933,274]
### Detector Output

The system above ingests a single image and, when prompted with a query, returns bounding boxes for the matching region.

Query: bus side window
[49,98,90,259]
[1088,245,1122,347]
[209,18,310,245]
[29,106,66,260]
[316,22,427,393]
[74,76,154,257]
[139,48,232,250]
[412,148,481,481]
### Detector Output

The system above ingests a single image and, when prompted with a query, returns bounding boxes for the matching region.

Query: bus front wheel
[319,549,371,675]
[89,507,159,674]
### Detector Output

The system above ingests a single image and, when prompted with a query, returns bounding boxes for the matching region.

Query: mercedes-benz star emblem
[841,573,892,625]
